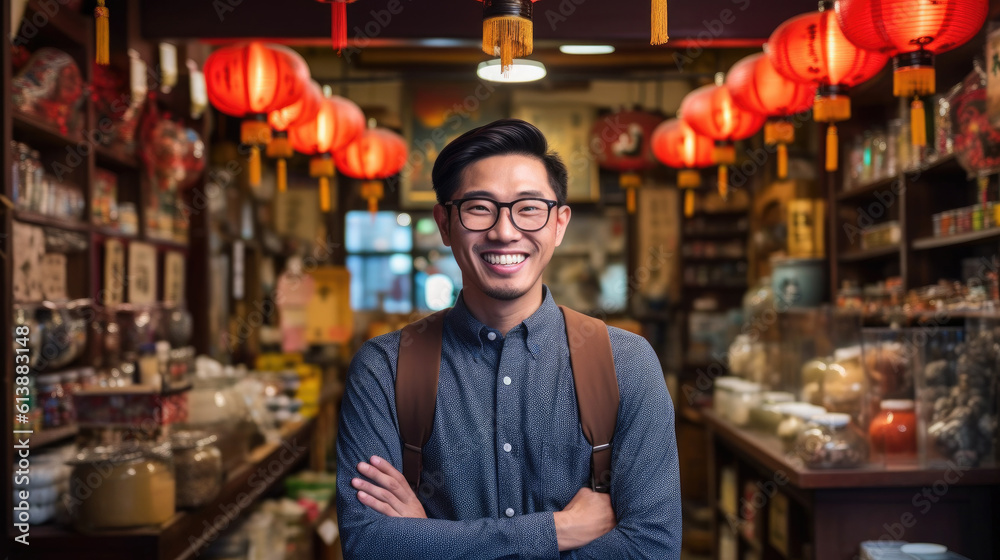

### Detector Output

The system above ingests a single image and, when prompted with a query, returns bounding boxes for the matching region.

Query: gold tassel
[320,177,331,212]
[626,189,636,214]
[778,143,788,179]
[826,124,839,172]
[95,0,110,66]
[368,197,378,214]
[718,165,728,200]
[248,145,261,188]
[910,98,927,148]
[684,189,695,218]
[651,0,669,45]
[277,159,287,193]
[483,16,532,73]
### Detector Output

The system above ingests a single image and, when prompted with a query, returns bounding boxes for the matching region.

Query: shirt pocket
[540,437,591,509]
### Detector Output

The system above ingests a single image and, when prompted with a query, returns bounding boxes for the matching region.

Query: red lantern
[205,42,310,187]
[679,82,765,198]
[267,80,324,193]
[335,127,408,213]
[317,0,359,53]
[767,4,889,171]
[726,53,817,179]
[590,109,664,213]
[476,0,540,73]
[652,119,714,217]
[836,0,988,148]
[288,95,365,212]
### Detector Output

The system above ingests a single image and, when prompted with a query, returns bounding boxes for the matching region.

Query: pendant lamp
[335,124,408,214]
[679,78,765,199]
[288,95,365,212]
[726,53,816,179]
[836,0,988,148]
[205,42,311,187]
[267,80,323,193]
[651,119,715,217]
[767,2,889,171]
[478,0,538,73]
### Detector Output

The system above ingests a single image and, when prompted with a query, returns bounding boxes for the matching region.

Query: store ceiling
[141,0,807,46]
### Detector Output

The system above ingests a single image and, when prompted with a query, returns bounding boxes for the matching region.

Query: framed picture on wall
[512,104,600,202]
[401,82,510,208]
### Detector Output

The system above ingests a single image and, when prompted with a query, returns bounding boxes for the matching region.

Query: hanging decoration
[204,42,311,188]
[651,0,669,45]
[678,79,765,199]
[288,95,365,212]
[726,52,816,179]
[317,0,359,54]
[836,0,988,149]
[478,0,539,74]
[651,118,715,217]
[590,109,664,213]
[95,0,109,65]
[267,80,323,193]
[767,3,888,171]
[335,124,408,213]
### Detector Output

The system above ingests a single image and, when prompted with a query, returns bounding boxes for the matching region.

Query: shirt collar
[446,285,561,357]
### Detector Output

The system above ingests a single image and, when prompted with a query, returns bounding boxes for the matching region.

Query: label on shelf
[104,239,125,306]
[127,242,157,304]
[164,251,185,305]
[41,253,67,300]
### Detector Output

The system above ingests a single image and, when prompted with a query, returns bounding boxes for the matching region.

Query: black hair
[431,118,569,205]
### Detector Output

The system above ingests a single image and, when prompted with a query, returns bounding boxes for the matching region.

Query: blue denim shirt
[336,287,682,559]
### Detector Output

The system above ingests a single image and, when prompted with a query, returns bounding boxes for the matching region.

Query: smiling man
[335,119,682,559]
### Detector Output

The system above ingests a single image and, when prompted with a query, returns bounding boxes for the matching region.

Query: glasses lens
[511,199,550,231]
[459,199,499,231]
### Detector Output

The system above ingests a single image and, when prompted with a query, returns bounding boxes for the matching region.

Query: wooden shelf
[14,209,90,232]
[145,236,190,251]
[683,255,748,262]
[683,229,749,240]
[702,409,1000,489]
[27,419,315,560]
[836,174,900,202]
[684,283,748,290]
[30,425,79,449]
[93,226,139,241]
[836,154,960,202]
[912,228,1000,250]
[12,111,81,148]
[95,144,140,170]
[837,244,900,262]
[23,0,90,46]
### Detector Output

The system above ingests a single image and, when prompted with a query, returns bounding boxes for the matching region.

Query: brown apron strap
[396,309,449,491]
[560,305,619,493]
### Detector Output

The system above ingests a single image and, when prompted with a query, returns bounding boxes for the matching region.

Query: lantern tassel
[718,165,728,200]
[684,190,695,218]
[626,189,636,214]
[248,145,261,188]
[910,98,927,148]
[826,124,839,172]
[277,159,287,193]
[331,2,347,54]
[483,16,532,74]
[778,143,788,179]
[320,177,331,212]
[95,0,109,66]
[368,197,378,214]
[651,0,669,45]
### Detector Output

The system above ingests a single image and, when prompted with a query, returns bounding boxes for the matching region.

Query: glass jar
[171,431,224,509]
[776,403,828,451]
[730,381,762,426]
[37,374,68,428]
[869,399,917,467]
[182,374,252,473]
[794,413,868,469]
[68,442,175,531]
[748,392,796,432]
[713,377,742,421]
[800,356,830,406]
[824,346,865,420]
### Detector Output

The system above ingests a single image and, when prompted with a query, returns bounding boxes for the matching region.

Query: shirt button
[487,331,497,341]
[505,508,515,518]
[503,376,511,385]
[503,443,512,453]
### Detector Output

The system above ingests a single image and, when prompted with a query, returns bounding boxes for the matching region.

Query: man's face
[432,154,571,303]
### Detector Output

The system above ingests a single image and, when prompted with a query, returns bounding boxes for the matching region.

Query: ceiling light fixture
[559,45,615,55]
[476,58,546,83]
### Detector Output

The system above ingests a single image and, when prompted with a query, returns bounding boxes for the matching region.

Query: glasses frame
[444,197,561,232]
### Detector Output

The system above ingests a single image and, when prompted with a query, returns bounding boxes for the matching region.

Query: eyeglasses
[444,197,560,232]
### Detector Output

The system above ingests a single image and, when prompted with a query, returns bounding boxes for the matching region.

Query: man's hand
[553,488,617,552]
[351,455,427,518]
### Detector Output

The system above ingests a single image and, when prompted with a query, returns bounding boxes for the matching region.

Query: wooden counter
[702,409,999,560]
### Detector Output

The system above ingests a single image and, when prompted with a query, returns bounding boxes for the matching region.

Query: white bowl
[900,543,948,559]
